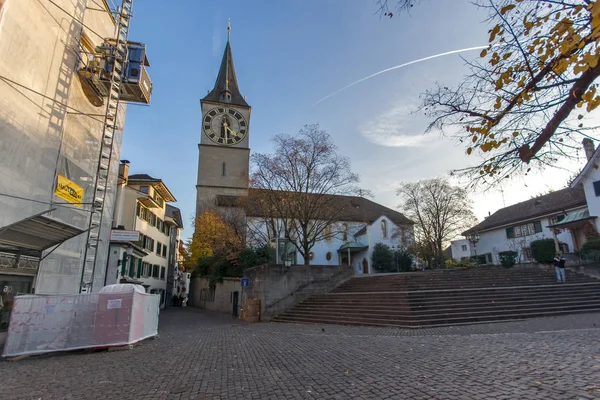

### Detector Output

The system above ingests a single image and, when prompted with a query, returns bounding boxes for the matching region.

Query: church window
[326,252,332,261]
[342,223,349,241]
[222,162,226,177]
[381,220,388,238]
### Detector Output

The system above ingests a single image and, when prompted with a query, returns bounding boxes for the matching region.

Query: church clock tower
[196,28,250,216]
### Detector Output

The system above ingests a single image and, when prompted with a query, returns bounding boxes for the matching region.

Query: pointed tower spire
[202,20,249,107]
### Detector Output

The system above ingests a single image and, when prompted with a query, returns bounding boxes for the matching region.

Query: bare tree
[397,178,477,267]
[380,0,600,185]
[249,124,361,265]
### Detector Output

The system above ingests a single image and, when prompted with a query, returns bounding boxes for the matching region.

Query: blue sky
[122,0,586,240]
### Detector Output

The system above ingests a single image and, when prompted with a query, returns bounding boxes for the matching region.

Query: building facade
[463,187,587,265]
[450,239,473,262]
[245,196,413,274]
[0,0,135,314]
[105,165,179,308]
[570,139,600,236]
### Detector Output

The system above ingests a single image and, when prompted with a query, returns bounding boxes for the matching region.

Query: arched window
[381,220,387,238]
[326,252,332,261]
[342,223,348,241]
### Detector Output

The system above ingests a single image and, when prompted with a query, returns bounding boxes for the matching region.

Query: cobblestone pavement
[2,309,600,400]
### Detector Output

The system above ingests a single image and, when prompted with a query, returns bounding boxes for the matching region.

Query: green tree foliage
[530,239,556,264]
[371,243,394,272]
[498,250,518,268]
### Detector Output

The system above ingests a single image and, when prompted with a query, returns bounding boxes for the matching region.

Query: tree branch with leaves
[382,0,600,185]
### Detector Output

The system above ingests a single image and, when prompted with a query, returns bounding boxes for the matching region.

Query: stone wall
[188,277,240,315]
[242,264,353,321]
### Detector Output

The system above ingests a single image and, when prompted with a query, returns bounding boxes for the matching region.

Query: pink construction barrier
[2,284,160,357]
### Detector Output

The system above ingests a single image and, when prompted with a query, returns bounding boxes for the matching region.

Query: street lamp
[468,233,480,264]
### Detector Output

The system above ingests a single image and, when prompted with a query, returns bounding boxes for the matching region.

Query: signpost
[109,230,140,242]
[240,277,249,287]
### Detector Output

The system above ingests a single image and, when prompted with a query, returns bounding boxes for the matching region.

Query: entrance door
[362,259,369,274]
[232,291,239,318]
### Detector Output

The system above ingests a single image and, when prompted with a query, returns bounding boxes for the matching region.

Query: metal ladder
[80,0,134,292]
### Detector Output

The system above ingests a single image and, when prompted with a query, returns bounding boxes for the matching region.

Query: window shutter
[137,258,142,279]
[534,221,542,233]
[129,256,135,277]
[506,227,515,239]
[121,251,127,276]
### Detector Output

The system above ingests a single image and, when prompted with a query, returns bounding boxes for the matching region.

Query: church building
[195,29,414,274]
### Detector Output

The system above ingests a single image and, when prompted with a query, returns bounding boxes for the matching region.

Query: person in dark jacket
[553,253,567,283]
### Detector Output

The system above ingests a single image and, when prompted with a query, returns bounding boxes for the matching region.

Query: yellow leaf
[480,49,488,58]
[513,131,519,137]
[500,4,516,15]
[467,147,473,155]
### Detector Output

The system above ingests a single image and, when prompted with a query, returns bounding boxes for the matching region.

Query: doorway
[232,291,239,318]
[362,259,369,274]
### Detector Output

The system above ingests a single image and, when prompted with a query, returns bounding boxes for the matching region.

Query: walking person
[553,253,567,283]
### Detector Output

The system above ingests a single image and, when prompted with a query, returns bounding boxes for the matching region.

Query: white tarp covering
[2,290,160,357]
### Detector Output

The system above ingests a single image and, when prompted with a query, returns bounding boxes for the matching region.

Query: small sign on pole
[240,277,249,287]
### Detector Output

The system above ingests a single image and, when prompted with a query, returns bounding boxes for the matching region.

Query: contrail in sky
[314,45,487,105]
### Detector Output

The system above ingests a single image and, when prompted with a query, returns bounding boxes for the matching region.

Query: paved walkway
[1,309,600,399]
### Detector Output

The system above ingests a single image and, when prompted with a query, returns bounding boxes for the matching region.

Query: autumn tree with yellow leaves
[380,0,600,184]
[183,208,242,270]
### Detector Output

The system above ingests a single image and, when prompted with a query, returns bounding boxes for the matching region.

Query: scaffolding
[79,0,134,292]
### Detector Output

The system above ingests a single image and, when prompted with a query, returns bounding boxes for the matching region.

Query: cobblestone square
[1,309,600,400]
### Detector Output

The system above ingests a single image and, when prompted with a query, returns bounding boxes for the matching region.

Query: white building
[450,239,473,261]
[463,187,587,265]
[105,163,179,307]
[244,192,414,274]
[570,139,600,236]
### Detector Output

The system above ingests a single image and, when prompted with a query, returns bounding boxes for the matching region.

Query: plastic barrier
[2,285,160,357]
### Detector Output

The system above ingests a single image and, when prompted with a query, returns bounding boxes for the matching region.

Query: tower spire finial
[227,18,231,41]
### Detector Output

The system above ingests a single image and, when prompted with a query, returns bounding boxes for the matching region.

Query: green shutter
[506,227,515,239]
[129,256,135,277]
[137,258,142,279]
[121,251,127,276]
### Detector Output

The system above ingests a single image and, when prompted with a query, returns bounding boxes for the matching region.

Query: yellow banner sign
[55,174,84,207]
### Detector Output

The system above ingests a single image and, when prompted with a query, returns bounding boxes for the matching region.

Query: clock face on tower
[203,107,248,145]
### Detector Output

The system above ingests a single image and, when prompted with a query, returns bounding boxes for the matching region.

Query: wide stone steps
[273,267,600,328]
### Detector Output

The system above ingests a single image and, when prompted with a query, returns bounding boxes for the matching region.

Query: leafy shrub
[445,259,457,268]
[395,249,414,272]
[530,239,556,264]
[581,239,600,252]
[498,251,517,268]
[581,249,600,262]
[371,243,394,272]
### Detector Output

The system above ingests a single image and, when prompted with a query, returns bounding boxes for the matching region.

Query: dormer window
[342,223,349,241]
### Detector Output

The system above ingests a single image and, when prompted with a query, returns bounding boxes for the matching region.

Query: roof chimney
[118,160,130,183]
[583,138,595,161]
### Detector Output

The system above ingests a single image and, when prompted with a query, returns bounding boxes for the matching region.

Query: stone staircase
[273,266,600,328]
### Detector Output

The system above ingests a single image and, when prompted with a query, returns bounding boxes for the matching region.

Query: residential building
[195,35,413,274]
[164,204,185,307]
[569,139,600,237]
[0,0,152,318]
[105,165,178,308]
[463,187,587,264]
[450,239,473,262]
